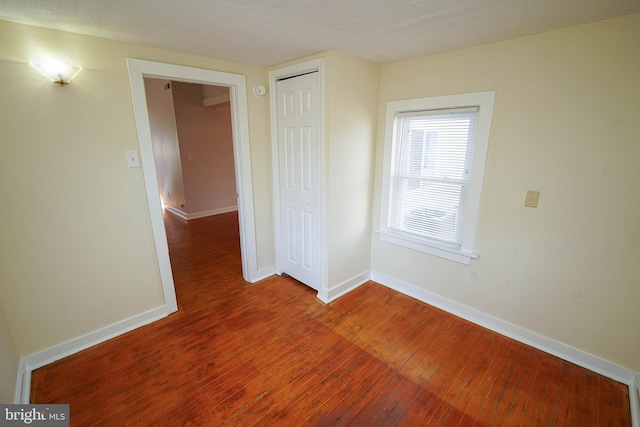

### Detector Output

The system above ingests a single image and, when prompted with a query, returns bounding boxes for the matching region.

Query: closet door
[276,71,321,290]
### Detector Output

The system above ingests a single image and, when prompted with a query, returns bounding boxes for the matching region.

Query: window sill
[375,230,478,265]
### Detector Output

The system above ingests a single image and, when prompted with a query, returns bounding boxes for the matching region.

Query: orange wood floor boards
[30,211,631,426]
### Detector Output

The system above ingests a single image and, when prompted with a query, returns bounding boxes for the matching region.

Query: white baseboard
[317,271,370,304]
[370,270,636,386]
[19,305,170,403]
[252,266,276,283]
[187,206,238,220]
[164,206,187,220]
[164,206,238,221]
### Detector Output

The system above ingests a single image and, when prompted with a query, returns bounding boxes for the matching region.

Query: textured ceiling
[1,0,639,66]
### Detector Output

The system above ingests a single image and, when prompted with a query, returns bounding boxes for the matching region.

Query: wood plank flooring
[30,211,631,426]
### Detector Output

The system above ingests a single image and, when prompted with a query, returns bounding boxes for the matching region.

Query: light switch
[126,150,140,168]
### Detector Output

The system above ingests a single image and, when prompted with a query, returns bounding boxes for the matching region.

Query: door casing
[127,58,259,314]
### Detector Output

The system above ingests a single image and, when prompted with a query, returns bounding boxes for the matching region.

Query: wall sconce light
[31,60,82,86]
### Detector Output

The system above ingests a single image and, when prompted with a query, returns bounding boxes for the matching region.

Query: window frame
[379,91,496,265]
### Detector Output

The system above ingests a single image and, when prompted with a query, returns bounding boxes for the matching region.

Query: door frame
[127,58,259,314]
[268,58,326,297]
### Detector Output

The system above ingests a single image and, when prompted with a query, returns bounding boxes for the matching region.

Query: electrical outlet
[525,190,540,208]
[126,150,139,168]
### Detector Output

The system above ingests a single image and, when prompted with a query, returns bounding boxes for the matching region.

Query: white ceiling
[1,0,639,67]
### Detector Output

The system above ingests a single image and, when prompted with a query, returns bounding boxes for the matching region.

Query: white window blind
[389,107,478,248]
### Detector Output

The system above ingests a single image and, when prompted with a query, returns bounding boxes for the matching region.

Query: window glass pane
[389,108,477,247]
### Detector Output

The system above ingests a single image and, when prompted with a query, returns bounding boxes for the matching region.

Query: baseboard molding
[317,271,370,304]
[187,206,238,220]
[252,266,276,283]
[164,206,238,221]
[370,270,636,386]
[164,206,187,220]
[19,305,170,403]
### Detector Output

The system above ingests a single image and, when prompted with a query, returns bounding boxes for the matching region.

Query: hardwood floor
[31,211,631,426]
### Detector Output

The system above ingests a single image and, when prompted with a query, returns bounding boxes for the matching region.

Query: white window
[379,91,495,264]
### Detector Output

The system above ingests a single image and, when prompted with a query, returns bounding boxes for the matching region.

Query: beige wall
[323,52,379,288]
[144,78,186,211]
[1,11,637,379]
[268,51,379,290]
[372,13,640,371]
[172,82,236,214]
[0,20,272,356]
[0,304,19,403]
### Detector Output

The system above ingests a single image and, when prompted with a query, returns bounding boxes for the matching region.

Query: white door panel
[277,72,321,290]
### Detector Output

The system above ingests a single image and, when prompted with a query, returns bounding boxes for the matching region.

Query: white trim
[21,306,168,371]
[18,305,168,403]
[164,206,187,220]
[186,205,238,220]
[268,58,325,289]
[316,271,370,304]
[14,359,26,404]
[378,230,477,265]
[370,270,637,386]
[19,361,30,404]
[166,206,239,221]
[379,91,495,264]
[126,59,260,287]
[254,266,277,282]
[226,78,259,282]
[631,373,640,427]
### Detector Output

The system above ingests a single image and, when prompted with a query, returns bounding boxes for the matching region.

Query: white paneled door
[276,71,321,290]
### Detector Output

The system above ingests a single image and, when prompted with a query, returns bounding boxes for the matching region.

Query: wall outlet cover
[525,190,540,208]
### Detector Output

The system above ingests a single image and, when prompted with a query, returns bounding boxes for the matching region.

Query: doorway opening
[144,80,237,221]
[127,59,259,316]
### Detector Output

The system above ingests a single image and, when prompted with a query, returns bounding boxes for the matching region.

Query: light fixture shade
[31,60,82,86]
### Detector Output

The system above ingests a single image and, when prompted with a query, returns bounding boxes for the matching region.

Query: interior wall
[267,51,380,292]
[323,51,379,289]
[0,19,272,356]
[172,81,236,215]
[0,304,19,403]
[144,78,186,212]
[371,13,640,371]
